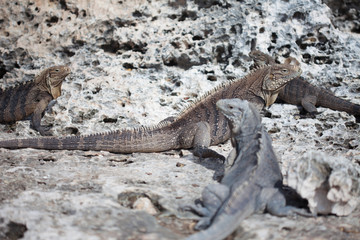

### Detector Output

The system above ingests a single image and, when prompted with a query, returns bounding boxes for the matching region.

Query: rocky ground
[0,0,359,239]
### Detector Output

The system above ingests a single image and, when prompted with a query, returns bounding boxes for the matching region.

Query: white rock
[287,151,360,216]
[133,197,158,215]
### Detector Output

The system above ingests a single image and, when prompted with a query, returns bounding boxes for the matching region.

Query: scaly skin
[0,63,300,158]
[184,99,313,240]
[0,65,71,135]
[249,50,360,119]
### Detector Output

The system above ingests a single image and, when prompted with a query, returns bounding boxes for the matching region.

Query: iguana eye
[282,69,289,73]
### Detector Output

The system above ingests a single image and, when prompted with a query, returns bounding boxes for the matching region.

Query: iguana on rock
[249,50,360,119]
[0,65,71,135]
[0,63,301,158]
[184,99,313,240]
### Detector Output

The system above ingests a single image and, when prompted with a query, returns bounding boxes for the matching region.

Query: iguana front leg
[31,94,53,136]
[224,148,237,173]
[183,183,230,230]
[301,94,318,116]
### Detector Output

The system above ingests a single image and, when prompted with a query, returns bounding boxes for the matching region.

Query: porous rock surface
[287,151,360,216]
[0,0,359,239]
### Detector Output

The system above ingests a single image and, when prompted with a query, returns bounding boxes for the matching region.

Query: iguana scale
[0,65,71,135]
[0,63,300,157]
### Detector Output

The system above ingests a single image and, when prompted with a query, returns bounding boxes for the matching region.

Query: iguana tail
[317,89,360,117]
[0,126,180,153]
[186,206,255,240]
[0,137,66,150]
[185,188,259,240]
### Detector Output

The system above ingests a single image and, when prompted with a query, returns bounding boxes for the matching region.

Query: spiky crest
[0,79,34,92]
[176,64,270,118]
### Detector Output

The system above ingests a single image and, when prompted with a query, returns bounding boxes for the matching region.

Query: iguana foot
[180,203,211,217]
[181,204,212,230]
[306,111,317,118]
[193,146,225,161]
[194,217,212,230]
[37,126,53,136]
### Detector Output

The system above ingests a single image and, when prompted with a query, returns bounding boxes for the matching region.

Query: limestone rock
[133,197,158,215]
[287,151,360,216]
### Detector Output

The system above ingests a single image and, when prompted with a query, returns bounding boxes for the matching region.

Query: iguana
[249,50,360,119]
[184,99,313,240]
[0,65,71,135]
[0,63,301,158]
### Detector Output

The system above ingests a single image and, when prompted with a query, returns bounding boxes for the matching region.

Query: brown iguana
[249,50,360,119]
[0,65,71,135]
[184,99,313,240]
[0,63,301,158]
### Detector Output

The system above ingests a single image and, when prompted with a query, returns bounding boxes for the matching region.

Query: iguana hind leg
[178,121,225,160]
[263,188,314,217]
[192,122,225,160]
[161,117,225,161]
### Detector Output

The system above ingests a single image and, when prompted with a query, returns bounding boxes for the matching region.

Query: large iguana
[184,99,313,240]
[0,65,71,135]
[249,50,360,119]
[0,63,300,158]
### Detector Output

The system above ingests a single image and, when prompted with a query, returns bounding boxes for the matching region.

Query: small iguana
[184,99,313,240]
[0,63,300,158]
[249,50,360,119]
[0,65,71,135]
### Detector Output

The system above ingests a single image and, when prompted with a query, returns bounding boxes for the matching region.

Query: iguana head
[249,50,275,66]
[284,56,301,66]
[36,65,71,99]
[262,62,302,106]
[249,50,303,106]
[216,99,261,135]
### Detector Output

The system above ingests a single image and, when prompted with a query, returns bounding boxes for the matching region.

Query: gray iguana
[0,63,300,158]
[249,50,360,119]
[184,99,313,240]
[0,65,71,135]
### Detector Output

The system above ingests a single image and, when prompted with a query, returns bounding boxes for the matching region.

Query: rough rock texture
[0,0,359,239]
[287,151,360,216]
